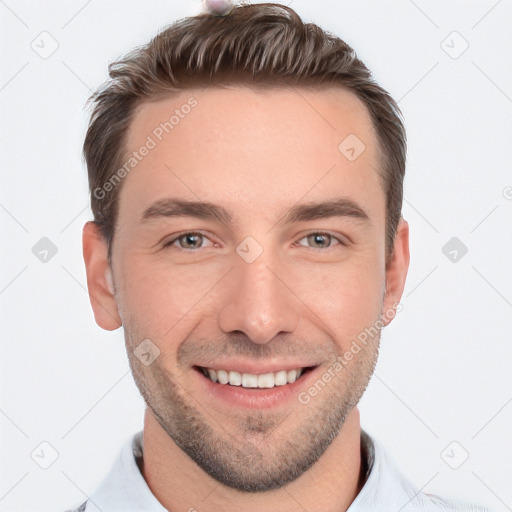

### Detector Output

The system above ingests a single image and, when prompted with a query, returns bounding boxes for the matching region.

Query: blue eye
[294,232,345,250]
[164,232,214,250]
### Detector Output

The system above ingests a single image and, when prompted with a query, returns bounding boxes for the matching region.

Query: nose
[217,251,299,345]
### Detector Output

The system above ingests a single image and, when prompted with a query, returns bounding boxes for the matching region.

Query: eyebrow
[140,197,371,228]
[283,198,370,225]
[141,198,234,225]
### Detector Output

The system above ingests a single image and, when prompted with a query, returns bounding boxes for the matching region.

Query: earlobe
[382,217,410,326]
[82,221,122,331]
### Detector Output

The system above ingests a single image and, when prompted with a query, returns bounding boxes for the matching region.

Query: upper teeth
[202,367,305,388]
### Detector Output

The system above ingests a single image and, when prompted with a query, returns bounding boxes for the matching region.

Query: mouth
[194,365,316,389]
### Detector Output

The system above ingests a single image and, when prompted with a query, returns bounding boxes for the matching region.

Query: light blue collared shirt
[63,428,489,511]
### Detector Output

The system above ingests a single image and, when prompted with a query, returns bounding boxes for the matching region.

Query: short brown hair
[83,2,406,262]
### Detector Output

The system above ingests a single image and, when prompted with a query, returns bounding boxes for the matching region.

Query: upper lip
[194,360,318,375]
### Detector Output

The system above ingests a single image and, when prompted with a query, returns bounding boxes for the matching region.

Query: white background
[1,1,511,511]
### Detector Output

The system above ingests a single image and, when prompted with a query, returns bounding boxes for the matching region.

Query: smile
[197,366,315,389]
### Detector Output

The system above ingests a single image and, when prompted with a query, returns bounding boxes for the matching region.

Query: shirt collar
[82,427,483,511]
[87,430,166,512]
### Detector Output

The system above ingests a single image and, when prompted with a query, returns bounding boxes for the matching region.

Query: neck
[141,406,365,512]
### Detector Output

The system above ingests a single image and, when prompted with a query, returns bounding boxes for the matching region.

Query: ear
[82,221,122,330]
[381,217,410,326]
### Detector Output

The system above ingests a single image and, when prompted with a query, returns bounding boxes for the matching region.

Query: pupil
[185,234,199,247]
[313,234,327,247]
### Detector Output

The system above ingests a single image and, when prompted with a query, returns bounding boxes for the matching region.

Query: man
[69,2,488,511]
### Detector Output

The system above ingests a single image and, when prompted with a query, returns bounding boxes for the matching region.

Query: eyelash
[162,231,346,251]
[292,232,346,250]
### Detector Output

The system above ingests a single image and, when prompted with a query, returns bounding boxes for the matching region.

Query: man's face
[102,86,404,491]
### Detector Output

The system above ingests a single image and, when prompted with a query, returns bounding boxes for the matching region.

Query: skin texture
[83,86,410,512]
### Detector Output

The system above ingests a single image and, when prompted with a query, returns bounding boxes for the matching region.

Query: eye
[293,232,345,250]
[163,232,215,250]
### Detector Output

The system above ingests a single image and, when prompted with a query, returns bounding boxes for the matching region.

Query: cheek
[116,256,223,338]
[292,259,384,347]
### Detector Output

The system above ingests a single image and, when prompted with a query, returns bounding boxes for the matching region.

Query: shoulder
[357,429,490,511]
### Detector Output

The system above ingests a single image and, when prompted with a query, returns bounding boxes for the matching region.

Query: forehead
[118,85,383,227]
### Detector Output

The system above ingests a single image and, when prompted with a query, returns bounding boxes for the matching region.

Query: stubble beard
[126,329,380,492]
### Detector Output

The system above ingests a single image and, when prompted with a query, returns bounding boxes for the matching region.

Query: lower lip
[195,366,319,410]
